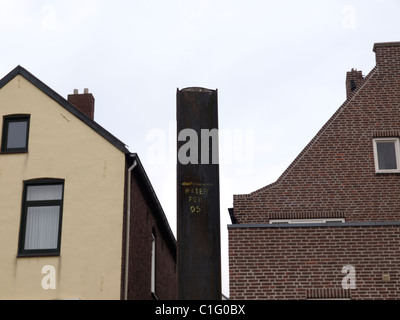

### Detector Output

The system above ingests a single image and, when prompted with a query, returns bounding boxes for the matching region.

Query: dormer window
[1,115,30,153]
[373,138,400,173]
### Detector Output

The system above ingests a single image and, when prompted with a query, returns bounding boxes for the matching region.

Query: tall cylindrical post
[177,87,221,300]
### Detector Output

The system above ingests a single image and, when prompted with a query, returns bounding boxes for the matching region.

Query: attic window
[1,115,30,153]
[373,138,400,173]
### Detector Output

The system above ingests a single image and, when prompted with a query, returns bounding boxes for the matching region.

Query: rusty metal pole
[177,87,221,300]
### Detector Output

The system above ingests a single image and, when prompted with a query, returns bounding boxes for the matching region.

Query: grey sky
[2,0,400,297]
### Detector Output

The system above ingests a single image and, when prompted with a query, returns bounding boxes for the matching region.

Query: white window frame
[373,138,400,173]
[269,218,345,225]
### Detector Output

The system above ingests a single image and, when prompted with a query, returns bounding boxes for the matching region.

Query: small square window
[1,115,30,153]
[373,138,400,173]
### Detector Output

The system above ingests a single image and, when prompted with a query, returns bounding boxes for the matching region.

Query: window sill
[375,171,400,175]
[17,252,60,258]
[0,150,28,154]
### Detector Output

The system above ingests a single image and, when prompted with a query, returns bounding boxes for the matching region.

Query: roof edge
[244,66,378,198]
[228,221,400,229]
[128,153,177,255]
[0,65,130,154]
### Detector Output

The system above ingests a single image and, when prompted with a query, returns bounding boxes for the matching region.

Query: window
[373,138,400,173]
[269,218,345,224]
[1,115,30,153]
[151,232,157,298]
[18,179,64,256]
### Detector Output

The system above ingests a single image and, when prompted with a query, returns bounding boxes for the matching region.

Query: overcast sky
[1,0,400,297]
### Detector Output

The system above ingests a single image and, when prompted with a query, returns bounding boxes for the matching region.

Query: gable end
[0,66,129,154]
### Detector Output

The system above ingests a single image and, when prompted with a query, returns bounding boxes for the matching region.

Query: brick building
[124,154,177,300]
[229,42,400,300]
[0,66,176,299]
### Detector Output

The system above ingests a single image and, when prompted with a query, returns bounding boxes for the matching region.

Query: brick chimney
[68,88,95,120]
[345,68,364,100]
[373,41,400,70]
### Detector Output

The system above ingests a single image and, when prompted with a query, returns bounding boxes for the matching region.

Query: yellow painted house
[0,66,177,300]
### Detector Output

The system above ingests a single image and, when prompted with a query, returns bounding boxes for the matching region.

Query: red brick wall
[124,172,177,300]
[229,225,400,300]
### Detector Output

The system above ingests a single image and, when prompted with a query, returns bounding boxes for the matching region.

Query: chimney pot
[84,88,89,94]
[74,89,79,94]
[345,69,364,100]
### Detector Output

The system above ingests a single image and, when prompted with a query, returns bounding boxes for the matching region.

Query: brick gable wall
[229,42,400,299]
[233,43,400,224]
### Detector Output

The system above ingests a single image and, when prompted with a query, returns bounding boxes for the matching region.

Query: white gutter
[124,160,137,300]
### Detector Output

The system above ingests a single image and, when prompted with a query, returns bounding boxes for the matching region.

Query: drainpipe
[124,159,137,300]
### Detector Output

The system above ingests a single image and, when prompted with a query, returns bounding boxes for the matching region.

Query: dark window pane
[377,141,397,170]
[7,121,28,149]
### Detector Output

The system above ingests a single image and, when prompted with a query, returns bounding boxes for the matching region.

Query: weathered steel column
[177,87,221,300]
